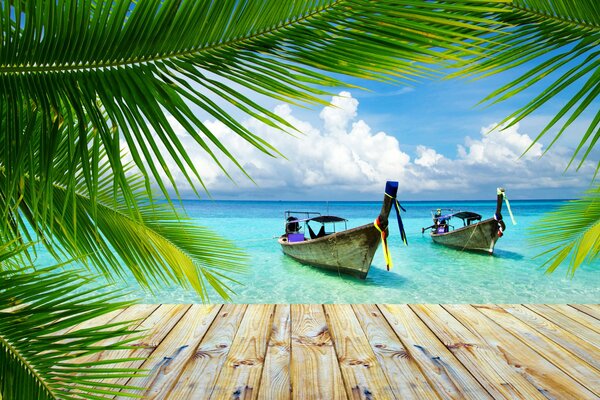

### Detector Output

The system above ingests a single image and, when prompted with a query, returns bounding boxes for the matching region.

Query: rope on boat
[374,189,409,271]
[374,217,392,271]
[461,222,481,252]
[501,189,517,225]
[386,192,408,245]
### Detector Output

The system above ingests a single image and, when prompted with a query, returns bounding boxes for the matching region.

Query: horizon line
[172,197,574,202]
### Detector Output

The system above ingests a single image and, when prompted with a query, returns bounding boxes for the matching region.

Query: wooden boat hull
[278,223,381,279]
[431,218,500,254]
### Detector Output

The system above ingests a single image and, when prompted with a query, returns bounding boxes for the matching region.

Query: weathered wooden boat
[423,188,513,254]
[278,181,405,279]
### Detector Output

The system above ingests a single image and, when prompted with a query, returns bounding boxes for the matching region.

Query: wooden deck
[76,304,600,399]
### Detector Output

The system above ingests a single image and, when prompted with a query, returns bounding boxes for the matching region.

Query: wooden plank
[167,304,248,399]
[352,304,438,400]
[499,305,600,370]
[545,304,600,335]
[324,304,394,400]
[526,304,600,344]
[209,304,274,400]
[71,304,160,365]
[571,304,600,319]
[106,304,191,392]
[290,304,347,400]
[411,304,546,400]
[569,304,600,322]
[378,304,491,400]
[257,305,291,400]
[56,307,127,338]
[467,305,600,397]
[63,303,600,399]
[116,304,220,399]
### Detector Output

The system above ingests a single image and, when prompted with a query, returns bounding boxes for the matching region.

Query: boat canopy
[453,211,482,221]
[284,211,347,224]
[431,209,482,221]
[284,211,348,237]
[309,215,347,223]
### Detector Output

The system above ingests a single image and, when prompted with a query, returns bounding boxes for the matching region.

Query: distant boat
[422,188,512,254]
[278,181,405,279]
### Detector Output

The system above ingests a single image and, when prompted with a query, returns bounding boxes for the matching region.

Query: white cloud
[319,92,358,134]
[134,92,594,199]
[415,145,446,168]
[458,121,543,165]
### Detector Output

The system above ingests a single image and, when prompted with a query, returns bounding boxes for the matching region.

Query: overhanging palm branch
[530,184,600,275]
[0,0,509,204]
[453,0,600,175]
[0,245,145,399]
[1,119,245,302]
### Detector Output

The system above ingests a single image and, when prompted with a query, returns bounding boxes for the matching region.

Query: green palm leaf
[0,0,508,202]
[453,0,600,174]
[0,245,145,399]
[1,119,245,302]
[530,184,600,275]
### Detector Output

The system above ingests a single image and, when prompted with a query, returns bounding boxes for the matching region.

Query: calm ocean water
[39,199,600,303]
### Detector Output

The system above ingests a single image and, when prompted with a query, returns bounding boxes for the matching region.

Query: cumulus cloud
[415,146,446,168]
[134,92,594,199]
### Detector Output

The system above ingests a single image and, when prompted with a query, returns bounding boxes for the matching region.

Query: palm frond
[0,120,246,302]
[529,184,600,275]
[0,0,509,199]
[0,245,145,399]
[452,0,600,174]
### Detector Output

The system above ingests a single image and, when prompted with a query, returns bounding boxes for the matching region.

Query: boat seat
[287,233,305,243]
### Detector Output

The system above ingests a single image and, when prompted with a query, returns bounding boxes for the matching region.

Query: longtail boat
[422,188,515,254]
[278,181,406,279]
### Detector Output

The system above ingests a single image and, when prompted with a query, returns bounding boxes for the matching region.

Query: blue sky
[151,56,598,201]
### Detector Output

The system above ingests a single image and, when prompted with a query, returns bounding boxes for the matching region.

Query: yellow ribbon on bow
[374,217,392,270]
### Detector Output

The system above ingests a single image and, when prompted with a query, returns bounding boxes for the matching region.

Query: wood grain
[411,304,545,399]
[379,304,492,400]
[527,304,600,339]
[116,304,221,399]
[352,304,438,399]
[569,304,600,321]
[324,304,394,399]
[456,304,599,398]
[71,304,159,365]
[168,304,248,399]
[497,304,600,371]
[56,307,128,337]
[63,303,600,399]
[545,304,600,335]
[290,304,347,400]
[209,304,275,400]
[257,305,291,400]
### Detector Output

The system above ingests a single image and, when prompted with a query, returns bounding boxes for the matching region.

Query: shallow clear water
[37,200,600,303]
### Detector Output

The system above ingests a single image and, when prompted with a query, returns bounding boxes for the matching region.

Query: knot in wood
[194,350,210,359]
[348,359,366,366]
[393,350,409,359]
[447,342,474,350]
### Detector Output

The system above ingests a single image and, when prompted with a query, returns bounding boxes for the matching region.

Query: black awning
[453,211,482,220]
[309,215,347,223]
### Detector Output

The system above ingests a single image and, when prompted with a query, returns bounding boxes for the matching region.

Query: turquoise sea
[43,200,600,303]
